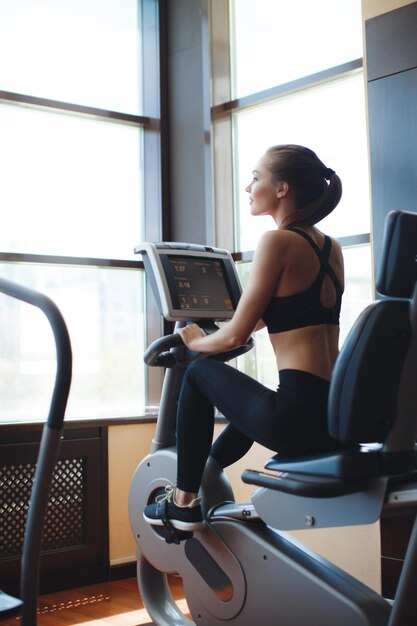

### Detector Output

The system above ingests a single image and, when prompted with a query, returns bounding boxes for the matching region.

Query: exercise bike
[129,212,417,625]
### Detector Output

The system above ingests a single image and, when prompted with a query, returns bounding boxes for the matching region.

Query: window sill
[0,412,227,435]
[0,412,159,433]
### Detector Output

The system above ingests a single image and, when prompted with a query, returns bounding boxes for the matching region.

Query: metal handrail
[0,277,72,626]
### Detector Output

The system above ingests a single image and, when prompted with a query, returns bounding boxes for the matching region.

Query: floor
[0,577,189,626]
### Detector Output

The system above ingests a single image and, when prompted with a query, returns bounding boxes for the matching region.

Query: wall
[362,0,414,20]
[108,423,156,566]
[364,0,417,271]
[363,0,417,596]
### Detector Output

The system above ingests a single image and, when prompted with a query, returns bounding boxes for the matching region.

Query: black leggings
[176,359,340,493]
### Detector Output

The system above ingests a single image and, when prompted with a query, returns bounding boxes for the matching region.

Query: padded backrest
[328,210,417,444]
[328,300,410,443]
[377,210,417,298]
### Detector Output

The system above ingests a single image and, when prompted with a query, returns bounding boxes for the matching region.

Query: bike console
[134,242,242,322]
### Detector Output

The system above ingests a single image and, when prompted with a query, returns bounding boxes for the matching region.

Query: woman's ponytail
[265,145,342,230]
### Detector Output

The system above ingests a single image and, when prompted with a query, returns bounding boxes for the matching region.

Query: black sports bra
[261,229,343,334]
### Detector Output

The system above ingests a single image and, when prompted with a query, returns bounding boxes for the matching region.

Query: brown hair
[264,144,342,229]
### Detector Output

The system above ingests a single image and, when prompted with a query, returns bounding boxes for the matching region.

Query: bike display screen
[136,242,242,320]
[162,255,235,313]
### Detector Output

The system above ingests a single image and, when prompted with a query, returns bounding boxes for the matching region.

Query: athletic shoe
[143,485,205,531]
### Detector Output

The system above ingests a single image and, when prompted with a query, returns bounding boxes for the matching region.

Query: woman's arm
[177,230,288,353]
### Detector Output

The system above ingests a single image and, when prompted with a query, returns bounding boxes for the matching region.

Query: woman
[144,144,344,532]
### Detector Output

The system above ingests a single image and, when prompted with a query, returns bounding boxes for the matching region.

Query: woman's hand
[176,323,207,351]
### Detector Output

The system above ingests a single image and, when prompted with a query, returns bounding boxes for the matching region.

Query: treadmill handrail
[0,277,72,626]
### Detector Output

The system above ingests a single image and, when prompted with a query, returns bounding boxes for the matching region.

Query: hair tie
[323,167,335,181]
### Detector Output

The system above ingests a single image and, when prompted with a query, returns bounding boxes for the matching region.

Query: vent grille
[0,457,86,558]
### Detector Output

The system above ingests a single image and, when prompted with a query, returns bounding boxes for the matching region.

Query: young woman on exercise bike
[144,144,344,532]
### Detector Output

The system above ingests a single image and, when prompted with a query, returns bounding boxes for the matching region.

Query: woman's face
[245,156,280,217]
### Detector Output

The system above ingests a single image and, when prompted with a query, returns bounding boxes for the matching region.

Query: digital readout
[167,256,233,311]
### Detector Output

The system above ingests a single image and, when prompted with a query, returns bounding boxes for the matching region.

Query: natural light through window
[0,265,146,421]
[0,0,148,422]
[231,0,363,98]
[0,104,143,260]
[234,73,370,251]
[0,0,142,114]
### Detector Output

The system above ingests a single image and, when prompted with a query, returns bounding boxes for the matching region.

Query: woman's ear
[276,181,289,198]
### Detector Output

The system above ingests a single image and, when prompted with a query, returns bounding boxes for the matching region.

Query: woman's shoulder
[257,227,329,252]
[329,234,343,254]
[256,228,299,248]
[255,228,342,259]
[254,229,295,261]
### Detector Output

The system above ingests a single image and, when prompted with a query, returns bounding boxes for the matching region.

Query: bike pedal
[159,521,192,544]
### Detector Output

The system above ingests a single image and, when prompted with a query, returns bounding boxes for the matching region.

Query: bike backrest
[328,210,417,446]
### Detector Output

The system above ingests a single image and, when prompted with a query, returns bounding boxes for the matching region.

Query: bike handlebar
[144,333,184,367]
[144,332,254,368]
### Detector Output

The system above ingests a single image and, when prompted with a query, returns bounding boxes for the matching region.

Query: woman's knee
[184,359,225,385]
[183,359,206,386]
[186,359,207,376]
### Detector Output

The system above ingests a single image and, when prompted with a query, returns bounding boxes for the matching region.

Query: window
[210,0,372,386]
[0,263,145,420]
[233,73,370,250]
[0,0,161,421]
[0,104,143,260]
[231,0,363,98]
[0,0,143,113]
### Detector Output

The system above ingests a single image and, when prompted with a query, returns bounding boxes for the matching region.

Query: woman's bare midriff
[269,324,340,381]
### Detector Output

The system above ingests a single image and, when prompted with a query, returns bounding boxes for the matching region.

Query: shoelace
[155,485,201,510]
[155,484,176,505]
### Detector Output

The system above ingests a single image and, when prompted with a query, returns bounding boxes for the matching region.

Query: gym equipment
[0,279,72,626]
[129,213,417,625]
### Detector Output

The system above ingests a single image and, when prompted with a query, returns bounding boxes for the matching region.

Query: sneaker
[143,485,205,532]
